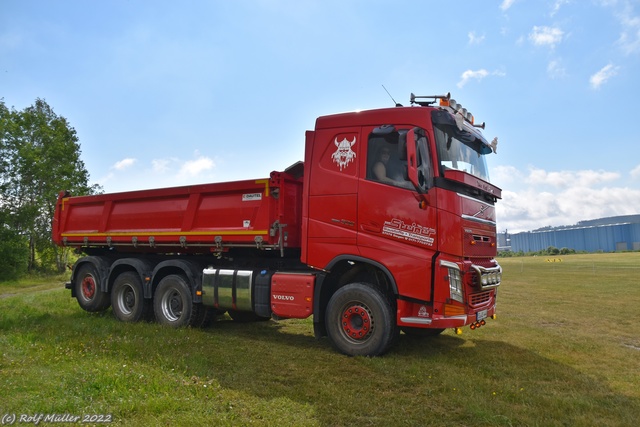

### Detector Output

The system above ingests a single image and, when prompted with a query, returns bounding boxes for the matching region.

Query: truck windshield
[433,123,491,182]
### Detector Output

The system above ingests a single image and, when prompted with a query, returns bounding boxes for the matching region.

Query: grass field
[1,253,639,426]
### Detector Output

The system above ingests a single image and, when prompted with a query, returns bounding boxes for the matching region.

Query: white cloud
[550,0,571,17]
[458,69,488,88]
[99,153,218,193]
[468,31,485,45]
[526,167,620,188]
[113,158,137,170]
[589,63,619,89]
[96,172,114,187]
[498,185,640,232]
[631,164,640,179]
[529,26,564,48]
[457,69,506,88]
[500,0,517,12]
[602,0,640,54]
[495,165,640,233]
[618,13,640,54]
[547,59,567,78]
[178,156,215,179]
[152,159,170,173]
[492,165,524,186]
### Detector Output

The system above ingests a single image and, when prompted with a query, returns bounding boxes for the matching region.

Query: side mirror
[406,128,421,192]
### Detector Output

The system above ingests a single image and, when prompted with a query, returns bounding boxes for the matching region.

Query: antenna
[382,85,402,107]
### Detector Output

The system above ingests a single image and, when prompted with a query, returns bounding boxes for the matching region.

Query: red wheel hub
[341,305,372,340]
[81,276,96,299]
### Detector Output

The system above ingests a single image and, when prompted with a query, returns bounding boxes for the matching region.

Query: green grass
[1,253,639,426]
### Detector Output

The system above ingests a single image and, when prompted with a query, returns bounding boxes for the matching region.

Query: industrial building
[499,215,640,253]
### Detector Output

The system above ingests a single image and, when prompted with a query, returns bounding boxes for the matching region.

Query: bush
[0,227,29,280]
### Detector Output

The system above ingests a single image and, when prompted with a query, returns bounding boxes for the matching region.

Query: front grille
[469,291,493,308]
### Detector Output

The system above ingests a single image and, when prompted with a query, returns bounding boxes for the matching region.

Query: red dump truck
[53,93,502,356]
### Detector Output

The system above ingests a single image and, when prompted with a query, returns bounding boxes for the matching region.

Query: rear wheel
[111,272,151,322]
[325,282,397,356]
[74,264,110,312]
[154,274,195,327]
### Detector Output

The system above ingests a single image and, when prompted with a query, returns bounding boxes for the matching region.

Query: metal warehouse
[502,215,640,253]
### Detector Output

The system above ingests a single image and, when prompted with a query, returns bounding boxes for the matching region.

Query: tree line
[1,98,101,279]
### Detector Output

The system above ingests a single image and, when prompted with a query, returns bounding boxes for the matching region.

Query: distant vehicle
[53,93,502,356]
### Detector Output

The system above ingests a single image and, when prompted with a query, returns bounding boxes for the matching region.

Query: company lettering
[382,218,436,246]
[272,294,294,301]
[242,193,263,201]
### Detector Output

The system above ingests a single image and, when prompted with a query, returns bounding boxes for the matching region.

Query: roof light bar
[443,97,476,126]
[411,91,487,129]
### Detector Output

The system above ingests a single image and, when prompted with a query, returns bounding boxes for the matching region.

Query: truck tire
[111,272,152,322]
[74,263,110,312]
[154,274,195,327]
[325,282,397,356]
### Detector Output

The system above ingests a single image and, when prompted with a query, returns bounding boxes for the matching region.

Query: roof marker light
[415,92,487,129]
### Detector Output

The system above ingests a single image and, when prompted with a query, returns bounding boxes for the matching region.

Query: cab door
[356,125,438,301]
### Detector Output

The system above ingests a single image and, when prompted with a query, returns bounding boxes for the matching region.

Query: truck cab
[302,93,502,348]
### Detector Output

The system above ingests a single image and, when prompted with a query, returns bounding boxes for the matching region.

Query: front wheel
[325,282,397,356]
[154,275,195,327]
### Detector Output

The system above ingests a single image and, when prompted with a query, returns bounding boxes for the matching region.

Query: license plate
[476,309,488,321]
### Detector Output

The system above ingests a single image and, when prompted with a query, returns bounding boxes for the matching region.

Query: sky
[2,0,640,233]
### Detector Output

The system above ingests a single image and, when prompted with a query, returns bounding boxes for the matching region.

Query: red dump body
[52,169,303,253]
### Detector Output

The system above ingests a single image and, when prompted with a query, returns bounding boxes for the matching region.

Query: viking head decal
[331,137,356,171]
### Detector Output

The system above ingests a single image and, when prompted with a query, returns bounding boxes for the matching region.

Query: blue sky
[2,0,640,233]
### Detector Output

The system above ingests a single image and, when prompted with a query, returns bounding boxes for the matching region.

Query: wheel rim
[81,276,96,300]
[116,284,136,315]
[340,303,373,342]
[161,288,183,322]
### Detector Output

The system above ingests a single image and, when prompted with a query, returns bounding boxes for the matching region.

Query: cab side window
[367,137,389,181]
[367,133,409,188]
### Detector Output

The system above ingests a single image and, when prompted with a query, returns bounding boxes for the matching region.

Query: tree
[0,98,101,274]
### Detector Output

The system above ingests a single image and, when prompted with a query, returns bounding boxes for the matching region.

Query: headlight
[441,260,464,303]
[448,266,463,303]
